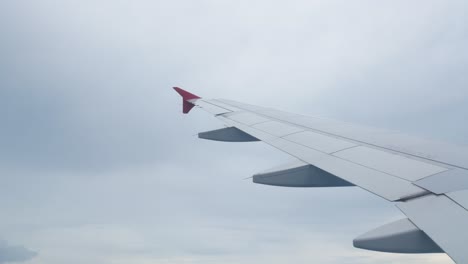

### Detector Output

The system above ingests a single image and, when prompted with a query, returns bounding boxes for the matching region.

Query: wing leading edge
[173,87,468,263]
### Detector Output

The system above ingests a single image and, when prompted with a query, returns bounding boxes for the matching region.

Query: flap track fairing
[353,218,443,254]
[253,160,354,187]
[198,127,259,142]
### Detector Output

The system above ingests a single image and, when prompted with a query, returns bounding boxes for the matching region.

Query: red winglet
[173,87,201,101]
[173,87,201,114]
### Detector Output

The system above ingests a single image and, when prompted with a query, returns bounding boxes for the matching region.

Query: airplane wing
[173,87,468,263]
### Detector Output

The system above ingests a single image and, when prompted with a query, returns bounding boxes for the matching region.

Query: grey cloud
[0,1,196,172]
[0,241,37,263]
[1,0,468,173]
[0,1,465,264]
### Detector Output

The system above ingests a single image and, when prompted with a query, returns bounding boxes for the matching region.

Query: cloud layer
[0,1,466,263]
[0,241,37,263]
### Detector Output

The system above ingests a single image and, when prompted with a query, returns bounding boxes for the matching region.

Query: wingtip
[173,87,200,114]
[173,87,201,100]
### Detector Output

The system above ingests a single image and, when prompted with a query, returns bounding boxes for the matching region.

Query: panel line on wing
[217,116,426,201]
[221,115,427,186]
[446,193,468,211]
[207,99,243,112]
[332,146,448,182]
[328,145,360,155]
[397,195,468,264]
[216,99,459,172]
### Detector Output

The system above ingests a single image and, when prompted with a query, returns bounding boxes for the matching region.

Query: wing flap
[333,146,448,182]
[447,189,468,211]
[252,121,305,137]
[283,131,357,154]
[415,169,468,194]
[397,195,468,264]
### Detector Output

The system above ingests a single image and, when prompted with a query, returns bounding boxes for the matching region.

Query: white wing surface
[174,87,468,263]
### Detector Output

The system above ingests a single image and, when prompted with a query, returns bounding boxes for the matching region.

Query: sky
[0,0,467,263]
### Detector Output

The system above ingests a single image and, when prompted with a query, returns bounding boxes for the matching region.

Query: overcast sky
[1,1,467,263]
